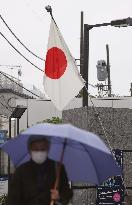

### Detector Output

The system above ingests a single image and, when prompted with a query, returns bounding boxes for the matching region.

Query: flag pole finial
[45,5,53,18]
[45,5,57,26]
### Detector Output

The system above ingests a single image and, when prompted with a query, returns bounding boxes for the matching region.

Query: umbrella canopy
[0,123,122,185]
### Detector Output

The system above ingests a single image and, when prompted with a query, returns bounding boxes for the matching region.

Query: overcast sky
[1,0,132,96]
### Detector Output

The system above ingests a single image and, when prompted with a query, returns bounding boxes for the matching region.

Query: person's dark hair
[27,135,49,150]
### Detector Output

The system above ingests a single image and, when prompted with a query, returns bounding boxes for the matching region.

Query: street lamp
[8,105,27,187]
[9,105,27,136]
[111,17,132,27]
[83,17,132,106]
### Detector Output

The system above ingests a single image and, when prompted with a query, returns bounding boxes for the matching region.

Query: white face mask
[31,151,48,164]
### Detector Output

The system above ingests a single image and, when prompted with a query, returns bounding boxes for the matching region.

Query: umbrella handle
[49,162,63,205]
[50,139,67,205]
[50,200,54,205]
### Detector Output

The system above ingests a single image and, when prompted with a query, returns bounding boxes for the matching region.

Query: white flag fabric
[43,18,85,110]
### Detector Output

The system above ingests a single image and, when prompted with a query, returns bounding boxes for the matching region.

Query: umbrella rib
[51,140,91,152]
[51,138,110,154]
[80,143,100,184]
[15,151,29,167]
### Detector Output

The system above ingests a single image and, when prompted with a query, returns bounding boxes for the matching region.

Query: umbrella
[0,123,122,185]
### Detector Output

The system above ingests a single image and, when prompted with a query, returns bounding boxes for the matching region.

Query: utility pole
[106,44,111,97]
[80,12,88,107]
[80,11,84,76]
[83,24,90,107]
[130,83,132,96]
[8,117,11,187]
[82,17,132,102]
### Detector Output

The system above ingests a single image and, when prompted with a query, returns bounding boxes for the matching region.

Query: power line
[0,77,50,115]
[0,69,21,82]
[0,95,12,111]
[87,90,129,196]
[0,27,92,84]
[0,64,21,68]
[0,32,43,72]
[0,84,16,109]
[0,31,43,72]
[0,115,9,119]
[0,71,42,98]
[88,83,97,88]
[0,15,45,61]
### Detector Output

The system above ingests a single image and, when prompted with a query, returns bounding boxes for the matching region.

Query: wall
[63,107,132,204]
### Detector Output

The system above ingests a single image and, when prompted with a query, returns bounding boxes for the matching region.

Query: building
[0,72,33,176]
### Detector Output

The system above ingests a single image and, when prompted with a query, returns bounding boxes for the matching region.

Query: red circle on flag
[45,47,67,79]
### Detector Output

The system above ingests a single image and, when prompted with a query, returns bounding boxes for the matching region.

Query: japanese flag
[43,18,85,110]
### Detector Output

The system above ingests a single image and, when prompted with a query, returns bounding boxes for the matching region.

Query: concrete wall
[62,107,132,204]
[2,95,132,133]
[15,98,82,132]
[15,96,132,133]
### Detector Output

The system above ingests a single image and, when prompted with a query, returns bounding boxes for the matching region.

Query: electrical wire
[0,70,21,82]
[85,87,129,195]
[85,87,115,152]
[88,83,97,88]
[0,15,44,61]
[0,95,12,111]
[0,84,16,110]
[0,64,21,68]
[7,97,17,108]
[0,71,42,98]
[0,32,43,72]
[0,115,9,119]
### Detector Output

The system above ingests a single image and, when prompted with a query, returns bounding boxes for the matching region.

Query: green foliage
[42,117,62,124]
[76,89,83,98]
[20,117,62,132]
[76,89,96,98]
[0,194,7,204]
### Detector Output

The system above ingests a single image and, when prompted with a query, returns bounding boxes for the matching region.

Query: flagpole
[45,8,67,204]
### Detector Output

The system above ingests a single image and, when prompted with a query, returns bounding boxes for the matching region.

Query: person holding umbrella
[8,135,73,205]
[1,123,122,205]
